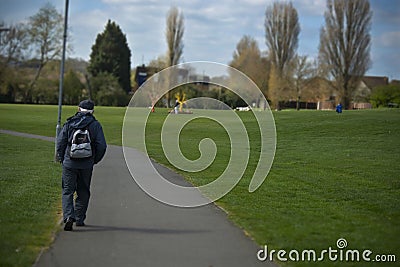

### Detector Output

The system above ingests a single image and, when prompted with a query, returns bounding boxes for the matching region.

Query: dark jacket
[56,112,107,169]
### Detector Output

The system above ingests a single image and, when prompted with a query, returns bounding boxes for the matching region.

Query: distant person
[56,100,107,231]
[336,103,343,113]
[174,99,179,114]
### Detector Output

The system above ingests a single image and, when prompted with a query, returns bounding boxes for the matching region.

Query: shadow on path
[73,224,209,235]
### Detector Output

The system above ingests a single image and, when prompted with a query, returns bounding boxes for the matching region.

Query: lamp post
[55,0,69,161]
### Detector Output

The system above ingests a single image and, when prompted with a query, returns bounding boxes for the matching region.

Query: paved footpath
[1,130,275,267]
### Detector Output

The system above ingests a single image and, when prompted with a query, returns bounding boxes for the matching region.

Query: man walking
[56,100,107,231]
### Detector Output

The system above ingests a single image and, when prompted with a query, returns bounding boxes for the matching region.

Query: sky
[1,0,399,80]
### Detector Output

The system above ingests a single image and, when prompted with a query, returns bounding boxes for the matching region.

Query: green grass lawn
[0,103,399,266]
[144,108,400,266]
[0,104,124,145]
[0,104,123,267]
[0,134,61,267]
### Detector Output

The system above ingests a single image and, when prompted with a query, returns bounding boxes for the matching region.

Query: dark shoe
[76,222,85,227]
[64,219,73,231]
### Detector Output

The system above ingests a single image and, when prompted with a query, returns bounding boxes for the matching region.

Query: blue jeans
[62,166,93,223]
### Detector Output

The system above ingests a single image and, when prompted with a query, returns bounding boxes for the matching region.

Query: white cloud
[378,31,400,47]
[101,0,158,4]
[371,0,400,26]
[242,0,269,5]
[68,0,322,65]
[294,0,326,16]
[1,0,399,79]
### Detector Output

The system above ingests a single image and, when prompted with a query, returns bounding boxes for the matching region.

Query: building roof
[361,76,389,89]
[390,79,400,85]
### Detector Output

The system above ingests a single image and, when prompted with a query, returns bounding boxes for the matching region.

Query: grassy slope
[0,134,61,267]
[0,104,399,266]
[0,104,123,267]
[0,104,124,145]
[144,108,400,266]
[226,110,400,266]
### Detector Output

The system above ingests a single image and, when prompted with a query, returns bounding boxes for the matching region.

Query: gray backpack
[70,127,92,159]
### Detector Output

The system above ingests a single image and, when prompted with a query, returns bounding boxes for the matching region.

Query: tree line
[1,0,397,109]
[0,4,131,106]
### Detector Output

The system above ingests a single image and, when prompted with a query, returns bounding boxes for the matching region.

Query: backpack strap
[67,119,96,145]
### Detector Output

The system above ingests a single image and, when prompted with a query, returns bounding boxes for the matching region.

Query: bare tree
[25,3,65,102]
[291,55,315,110]
[0,23,28,90]
[0,23,27,66]
[319,0,372,109]
[165,6,184,107]
[166,6,184,67]
[265,1,300,109]
[230,35,270,100]
[148,54,168,70]
[0,23,28,102]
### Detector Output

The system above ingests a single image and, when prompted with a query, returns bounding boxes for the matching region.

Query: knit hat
[78,99,95,112]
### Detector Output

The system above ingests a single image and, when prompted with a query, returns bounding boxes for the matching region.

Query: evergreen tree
[88,20,132,94]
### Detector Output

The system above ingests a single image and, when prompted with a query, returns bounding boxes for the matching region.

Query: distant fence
[352,103,372,109]
[317,101,335,110]
[317,101,373,110]
[280,101,318,110]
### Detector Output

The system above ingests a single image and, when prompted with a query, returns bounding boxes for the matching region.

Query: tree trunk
[342,84,351,110]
